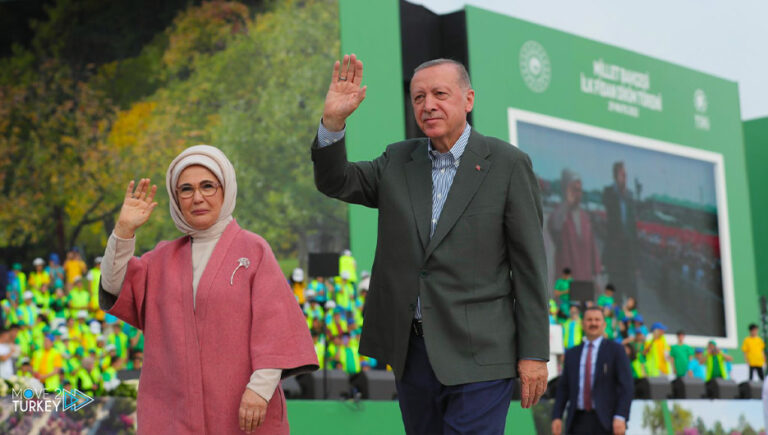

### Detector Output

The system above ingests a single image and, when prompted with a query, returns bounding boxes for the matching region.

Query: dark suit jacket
[601,185,637,255]
[552,338,634,433]
[311,128,549,385]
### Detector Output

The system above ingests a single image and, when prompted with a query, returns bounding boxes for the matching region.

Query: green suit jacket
[312,128,549,385]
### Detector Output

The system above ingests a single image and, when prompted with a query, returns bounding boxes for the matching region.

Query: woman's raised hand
[114,178,158,239]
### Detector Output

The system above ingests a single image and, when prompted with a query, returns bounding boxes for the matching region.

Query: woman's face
[177,165,224,231]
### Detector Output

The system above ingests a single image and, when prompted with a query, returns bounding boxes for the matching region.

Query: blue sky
[415,0,768,120]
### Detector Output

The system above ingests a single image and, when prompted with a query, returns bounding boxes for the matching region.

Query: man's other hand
[518,359,548,408]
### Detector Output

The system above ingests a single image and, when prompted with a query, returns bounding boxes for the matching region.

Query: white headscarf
[166,145,237,239]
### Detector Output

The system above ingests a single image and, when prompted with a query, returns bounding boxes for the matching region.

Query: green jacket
[312,129,549,384]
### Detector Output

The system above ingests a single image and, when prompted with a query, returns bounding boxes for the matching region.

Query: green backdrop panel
[744,117,768,298]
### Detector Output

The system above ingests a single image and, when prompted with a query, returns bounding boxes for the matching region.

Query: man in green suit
[312,54,549,434]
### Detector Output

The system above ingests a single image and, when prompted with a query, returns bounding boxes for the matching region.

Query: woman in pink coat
[99,145,318,434]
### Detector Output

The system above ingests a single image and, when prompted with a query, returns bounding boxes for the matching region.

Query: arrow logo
[62,389,94,411]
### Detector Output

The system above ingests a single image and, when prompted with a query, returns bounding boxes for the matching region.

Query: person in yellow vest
[705,340,733,381]
[1,298,20,328]
[337,333,361,374]
[311,332,325,369]
[68,277,91,317]
[327,335,343,370]
[643,323,672,377]
[562,305,582,350]
[624,343,646,379]
[31,334,64,392]
[66,315,85,345]
[338,249,358,284]
[15,323,34,358]
[327,309,349,338]
[126,349,144,370]
[71,355,97,396]
[17,357,35,378]
[742,323,766,381]
[86,256,103,313]
[101,344,122,392]
[49,287,68,321]
[335,272,354,312]
[104,322,130,362]
[28,258,51,293]
[290,268,306,304]
[30,314,50,354]
[9,263,27,303]
[63,249,87,290]
[16,292,39,326]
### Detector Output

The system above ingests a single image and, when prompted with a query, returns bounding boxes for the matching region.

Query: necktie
[584,342,593,411]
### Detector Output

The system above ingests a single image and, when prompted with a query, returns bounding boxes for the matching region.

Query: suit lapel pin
[475,164,481,171]
[230,257,251,286]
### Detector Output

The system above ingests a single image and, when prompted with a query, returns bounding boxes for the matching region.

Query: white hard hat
[33,258,45,266]
[292,268,304,282]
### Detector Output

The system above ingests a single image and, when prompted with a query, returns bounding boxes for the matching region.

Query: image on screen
[511,116,730,338]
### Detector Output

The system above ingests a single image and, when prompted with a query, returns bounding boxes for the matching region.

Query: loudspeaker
[282,376,302,399]
[671,377,707,399]
[739,381,763,399]
[569,280,595,304]
[296,369,350,399]
[706,378,739,399]
[308,253,340,278]
[634,377,671,400]
[633,378,649,399]
[117,369,141,381]
[350,370,397,400]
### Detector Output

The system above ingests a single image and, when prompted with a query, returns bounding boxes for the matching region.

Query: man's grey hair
[413,59,472,90]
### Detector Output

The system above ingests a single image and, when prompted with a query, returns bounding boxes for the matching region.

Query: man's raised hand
[322,54,367,131]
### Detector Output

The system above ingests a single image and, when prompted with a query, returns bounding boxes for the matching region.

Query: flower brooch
[230,257,250,285]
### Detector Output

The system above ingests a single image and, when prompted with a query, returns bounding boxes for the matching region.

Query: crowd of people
[551,266,765,384]
[0,248,376,397]
[0,249,143,396]
[2,249,765,398]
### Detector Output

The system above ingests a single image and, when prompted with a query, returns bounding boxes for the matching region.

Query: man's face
[410,64,474,148]
[569,307,579,319]
[677,333,685,343]
[615,165,626,190]
[583,309,606,340]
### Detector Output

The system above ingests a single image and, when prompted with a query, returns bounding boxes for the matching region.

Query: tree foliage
[1,0,343,264]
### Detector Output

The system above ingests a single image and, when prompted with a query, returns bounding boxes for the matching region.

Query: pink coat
[102,220,318,434]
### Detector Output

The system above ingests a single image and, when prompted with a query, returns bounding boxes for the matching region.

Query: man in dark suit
[602,161,638,301]
[552,306,634,435]
[312,55,549,433]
